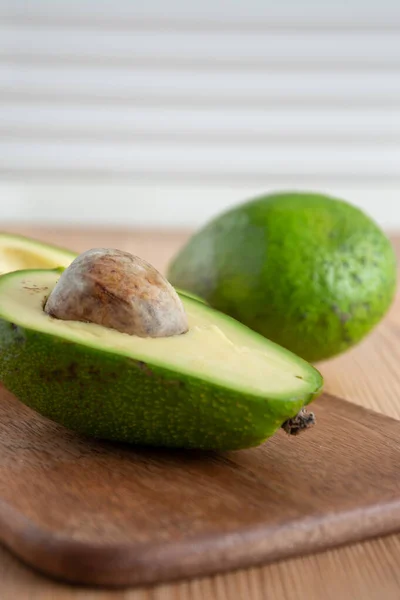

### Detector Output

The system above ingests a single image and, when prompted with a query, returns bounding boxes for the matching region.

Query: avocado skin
[0,319,321,450]
[168,193,397,362]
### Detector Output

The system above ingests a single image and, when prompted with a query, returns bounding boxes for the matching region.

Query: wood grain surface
[1,384,399,587]
[0,226,399,599]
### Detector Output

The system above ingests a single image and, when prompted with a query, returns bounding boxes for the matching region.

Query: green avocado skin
[168,193,397,362]
[0,319,321,450]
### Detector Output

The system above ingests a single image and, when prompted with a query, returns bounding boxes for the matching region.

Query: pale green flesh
[0,234,74,275]
[0,270,320,398]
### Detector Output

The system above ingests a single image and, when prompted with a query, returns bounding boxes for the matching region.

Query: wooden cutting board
[0,384,399,588]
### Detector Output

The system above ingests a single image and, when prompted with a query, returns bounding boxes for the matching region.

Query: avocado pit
[44,248,188,338]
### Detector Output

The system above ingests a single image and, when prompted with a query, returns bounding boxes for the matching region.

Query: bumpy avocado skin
[168,193,397,362]
[0,319,322,450]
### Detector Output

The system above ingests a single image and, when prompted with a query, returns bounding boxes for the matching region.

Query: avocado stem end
[281,408,316,436]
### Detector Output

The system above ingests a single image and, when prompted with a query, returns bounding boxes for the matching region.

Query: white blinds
[0,1,399,226]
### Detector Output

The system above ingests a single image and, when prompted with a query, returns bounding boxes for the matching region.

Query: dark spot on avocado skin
[38,367,60,382]
[331,304,351,324]
[38,361,119,385]
[134,360,184,388]
[88,365,101,377]
[67,362,78,379]
[44,363,78,382]
[10,322,26,345]
[87,365,119,380]
[165,379,184,388]
[136,360,154,377]
[351,273,363,284]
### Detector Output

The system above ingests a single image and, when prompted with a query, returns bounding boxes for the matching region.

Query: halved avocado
[0,269,323,450]
[0,233,76,275]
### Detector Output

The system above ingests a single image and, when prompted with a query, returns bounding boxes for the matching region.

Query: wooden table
[1,226,400,600]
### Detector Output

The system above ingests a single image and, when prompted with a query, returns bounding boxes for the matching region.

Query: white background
[0,0,400,229]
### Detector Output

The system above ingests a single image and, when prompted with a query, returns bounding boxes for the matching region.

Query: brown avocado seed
[44,248,188,338]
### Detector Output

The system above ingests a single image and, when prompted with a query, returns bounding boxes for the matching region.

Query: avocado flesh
[0,233,76,275]
[0,269,323,450]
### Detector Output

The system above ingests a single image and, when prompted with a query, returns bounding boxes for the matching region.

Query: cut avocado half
[0,269,323,450]
[0,233,76,275]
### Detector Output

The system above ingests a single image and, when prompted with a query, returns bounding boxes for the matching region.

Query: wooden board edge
[0,393,398,588]
[1,494,400,588]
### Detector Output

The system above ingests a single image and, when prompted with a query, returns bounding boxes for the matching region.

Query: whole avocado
[168,192,397,362]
